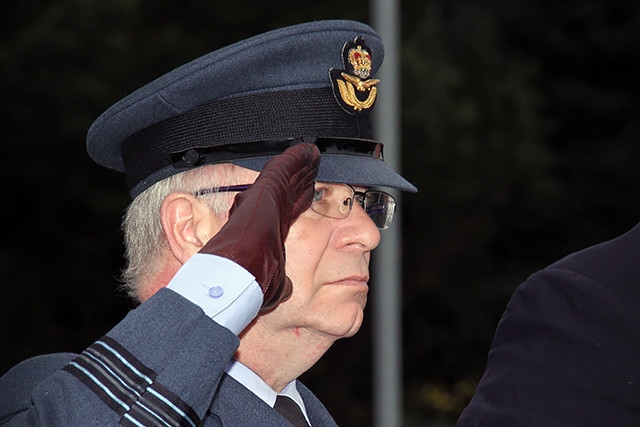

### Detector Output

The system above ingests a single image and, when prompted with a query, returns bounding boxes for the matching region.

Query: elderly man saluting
[0,20,416,426]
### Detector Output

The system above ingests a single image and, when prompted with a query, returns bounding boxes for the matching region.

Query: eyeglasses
[194,182,396,230]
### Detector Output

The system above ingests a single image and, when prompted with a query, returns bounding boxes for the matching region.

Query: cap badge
[330,37,380,114]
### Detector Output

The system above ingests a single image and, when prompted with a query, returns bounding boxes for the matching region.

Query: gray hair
[121,163,248,301]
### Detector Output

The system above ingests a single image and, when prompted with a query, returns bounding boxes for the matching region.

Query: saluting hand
[200,143,320,312]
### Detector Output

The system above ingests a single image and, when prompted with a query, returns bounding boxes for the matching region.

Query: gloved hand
[200,143,320,312]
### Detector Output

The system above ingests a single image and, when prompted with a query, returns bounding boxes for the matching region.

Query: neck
[235,320,334,393]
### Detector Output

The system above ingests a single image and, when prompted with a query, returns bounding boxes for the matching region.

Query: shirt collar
[225,359,309,422]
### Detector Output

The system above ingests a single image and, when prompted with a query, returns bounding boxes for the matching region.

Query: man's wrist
[167,253,263,334]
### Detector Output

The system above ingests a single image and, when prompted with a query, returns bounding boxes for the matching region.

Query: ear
[160,193,226,264]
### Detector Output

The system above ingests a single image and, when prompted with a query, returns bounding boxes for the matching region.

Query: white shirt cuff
[167,253,263,334]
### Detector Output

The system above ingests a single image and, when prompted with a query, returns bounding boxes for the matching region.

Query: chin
[331,305,365,339]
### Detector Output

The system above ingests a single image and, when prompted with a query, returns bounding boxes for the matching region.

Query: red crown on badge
[330,37,380,114]
[348,45,372,79]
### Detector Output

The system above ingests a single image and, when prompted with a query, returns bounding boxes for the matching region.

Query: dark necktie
[274,395,310,427]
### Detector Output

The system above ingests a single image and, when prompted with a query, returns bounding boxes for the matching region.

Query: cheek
[284,217,331,288]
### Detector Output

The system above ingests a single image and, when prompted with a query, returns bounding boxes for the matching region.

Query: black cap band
[171,137,383,167]
[121,87,373,191]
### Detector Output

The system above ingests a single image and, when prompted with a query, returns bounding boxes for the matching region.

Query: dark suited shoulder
[458,223,640,426]
[549,222,640,326]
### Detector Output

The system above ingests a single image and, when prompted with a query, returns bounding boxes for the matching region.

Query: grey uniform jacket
[0,288,338,426]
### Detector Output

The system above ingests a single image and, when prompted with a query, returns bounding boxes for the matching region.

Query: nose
[337,202,381,252]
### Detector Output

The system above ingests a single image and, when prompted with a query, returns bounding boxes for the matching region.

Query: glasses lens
[363,191,396,230]
[311,184,354,218]
[311,183,396,230]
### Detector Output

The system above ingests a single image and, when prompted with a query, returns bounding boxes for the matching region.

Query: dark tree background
[2,1,639,425]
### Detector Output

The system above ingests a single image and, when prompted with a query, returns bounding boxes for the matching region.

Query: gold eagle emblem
[337,73,380,111]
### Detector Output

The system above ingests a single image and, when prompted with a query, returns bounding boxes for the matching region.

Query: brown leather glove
[200,143,320,312]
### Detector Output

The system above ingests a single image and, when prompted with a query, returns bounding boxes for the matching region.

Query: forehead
[201,164,370,190]
[314,181,368,192]
[192,163,259,182]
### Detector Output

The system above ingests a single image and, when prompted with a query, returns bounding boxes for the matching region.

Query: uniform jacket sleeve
[0,288,239,426]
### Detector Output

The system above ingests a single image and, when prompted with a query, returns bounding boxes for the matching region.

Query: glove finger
[276,143,321,224]
[259,143,321,187]
[261,275,293,313]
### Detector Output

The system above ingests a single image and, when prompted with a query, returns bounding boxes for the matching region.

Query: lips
[327,275,369,286]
